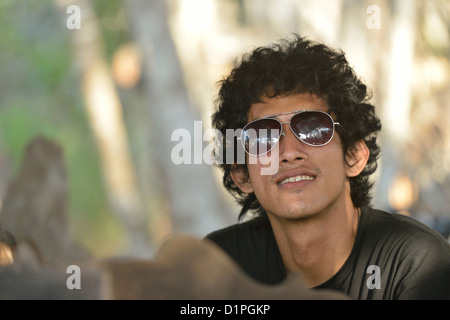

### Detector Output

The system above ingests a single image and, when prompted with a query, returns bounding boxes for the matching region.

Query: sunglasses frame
[240,110,342,156]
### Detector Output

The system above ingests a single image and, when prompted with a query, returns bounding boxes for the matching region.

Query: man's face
[235,93,355,221]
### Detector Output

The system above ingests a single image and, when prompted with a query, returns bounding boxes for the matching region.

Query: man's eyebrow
[261,110,304,119]
[254,108,328,120]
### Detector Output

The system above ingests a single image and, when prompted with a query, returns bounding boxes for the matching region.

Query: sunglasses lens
[242,119,281,156]
[291,112,334,145]
[241,111,336,156]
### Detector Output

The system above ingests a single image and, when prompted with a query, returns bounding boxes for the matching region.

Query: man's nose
[278,123,307,163]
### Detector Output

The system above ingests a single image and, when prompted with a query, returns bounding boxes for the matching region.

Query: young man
[205,35,450,299]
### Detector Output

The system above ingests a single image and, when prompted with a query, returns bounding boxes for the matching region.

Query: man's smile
[278,174,314,186]
[274,167,320,190]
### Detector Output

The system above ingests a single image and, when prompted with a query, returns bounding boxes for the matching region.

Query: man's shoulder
[362,207,450,299]
[362,206,450,259]
[204,215,286,284]
[205,215,271,244]
[365,207,447,238]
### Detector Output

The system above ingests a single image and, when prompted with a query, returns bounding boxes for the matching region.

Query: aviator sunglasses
[240,110,342,156]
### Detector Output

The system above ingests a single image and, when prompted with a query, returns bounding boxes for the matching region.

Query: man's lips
[278,175,314,186]
[275,168,318,186]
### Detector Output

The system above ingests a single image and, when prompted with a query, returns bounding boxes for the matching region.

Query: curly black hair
[212,35,381,220]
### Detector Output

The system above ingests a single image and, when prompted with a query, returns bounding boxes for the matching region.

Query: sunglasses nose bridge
[279,120,290,137]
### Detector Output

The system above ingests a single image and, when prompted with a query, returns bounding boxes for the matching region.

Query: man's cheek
[252,146,280,176]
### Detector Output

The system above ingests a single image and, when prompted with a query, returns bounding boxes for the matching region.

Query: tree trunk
[123,0,235,237]
[55,0,152,257]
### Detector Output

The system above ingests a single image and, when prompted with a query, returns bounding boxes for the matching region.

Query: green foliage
[0,0,126,258]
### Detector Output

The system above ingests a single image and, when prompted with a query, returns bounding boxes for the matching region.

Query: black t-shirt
[205,206,450,299]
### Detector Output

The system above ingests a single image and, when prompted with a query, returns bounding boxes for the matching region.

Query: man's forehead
[247,93,328,122]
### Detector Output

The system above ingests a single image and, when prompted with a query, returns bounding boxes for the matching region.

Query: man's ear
[345,140,370,178]
[230,165,254,194]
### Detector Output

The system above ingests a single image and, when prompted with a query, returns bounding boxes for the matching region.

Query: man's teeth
[279,175,314,185]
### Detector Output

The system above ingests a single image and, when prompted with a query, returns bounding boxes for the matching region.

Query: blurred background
[0,0,449,260]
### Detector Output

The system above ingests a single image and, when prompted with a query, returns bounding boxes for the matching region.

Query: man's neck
[268,204,360,288]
